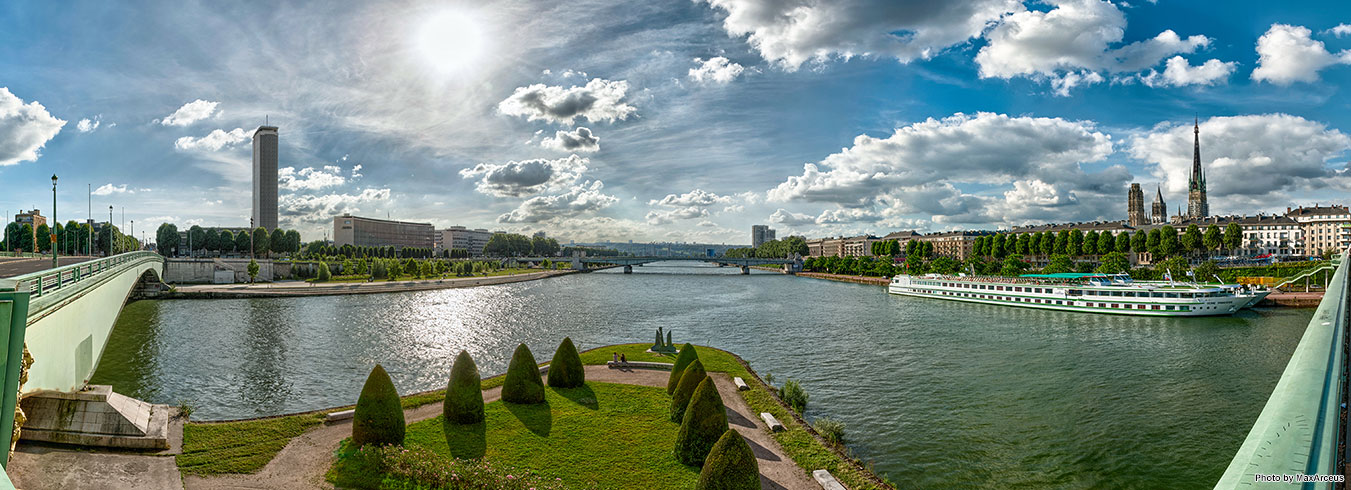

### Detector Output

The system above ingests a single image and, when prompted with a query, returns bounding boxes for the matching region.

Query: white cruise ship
[888,272,1270,316]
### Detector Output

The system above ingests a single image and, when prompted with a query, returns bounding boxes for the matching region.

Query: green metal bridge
[0,251,164,482]
[1216,254,1350,488]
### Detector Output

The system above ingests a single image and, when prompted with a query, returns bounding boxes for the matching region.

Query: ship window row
[933,281,1220,299]
[931,290,1188,311]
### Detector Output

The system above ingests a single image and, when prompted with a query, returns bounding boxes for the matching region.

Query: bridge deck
[0,257,95,279]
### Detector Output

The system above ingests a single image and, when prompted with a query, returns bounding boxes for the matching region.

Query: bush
[317,262,332,282]
[781,379,808,414]
[812,417,846,446]
[674,377,728,466]
[371,260,387,280]
[502,343,544,404]
[669,360,707,422]
[444,350,484,424]
[352,364,405,447]
[695,429,759,490]
[331,444,566,490]
[667,343,699,395]
[546,337,585,388]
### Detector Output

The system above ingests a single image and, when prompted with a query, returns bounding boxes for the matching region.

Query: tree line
[483,233,561,257]
[155,224,302,258]
[3,220,137,256]
[723,236,809,258]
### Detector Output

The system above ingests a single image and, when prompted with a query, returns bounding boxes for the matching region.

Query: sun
[415,11,485,74]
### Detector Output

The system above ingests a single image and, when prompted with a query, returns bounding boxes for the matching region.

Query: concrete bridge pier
[623,265,633,274]
[740,266,750,275]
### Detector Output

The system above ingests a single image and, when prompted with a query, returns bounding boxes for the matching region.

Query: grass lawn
[333,382,700,490]
[177,414,324,476]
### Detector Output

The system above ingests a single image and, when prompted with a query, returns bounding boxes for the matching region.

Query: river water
[91,261,1312,489]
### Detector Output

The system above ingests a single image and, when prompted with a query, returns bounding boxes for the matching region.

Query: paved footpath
[0,256,94,278]
[170,270,572,298]
[185,365,816,490]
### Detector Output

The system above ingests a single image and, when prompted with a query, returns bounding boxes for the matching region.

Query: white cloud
[77,115,102,133]
[648,189,735,207]
[351,164,363,178]
[688,57,745,83]
[1251,24,1351,85]
[1140,56,1236,87]
[770,209,817,226]
[975,0,1217,95]
[92,184,132,196]
[814,208,881,224]
[541,127,600,152]
[279,165,347,191]
[498,78,637,125]
[174,128,248,152]
[1330,24,1351,38]
[458,155,589,197]
[698,0,1022,70]
[645,206,710,225]
[497,181,620,223]
[0,87,66,166]
[159,99,219,126]
[280,188,391,225]
[1128,114,1351,203]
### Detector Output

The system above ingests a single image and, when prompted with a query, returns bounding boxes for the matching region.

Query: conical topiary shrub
[669,360,707,422]
[675,376,728,465]
[695,429,760,490]
[667,343,699,395]
[502,343,544,404]
[444,350,484,424]
[547,337,585,388]
[352,364,405,447]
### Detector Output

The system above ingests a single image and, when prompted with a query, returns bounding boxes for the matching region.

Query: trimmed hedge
[547,337,585,388]
[695,429,760,490]
[502,343,545,404]
[667,343,699,394]
[669,360,707,422]
[352,364,405,447]
[675,376,728,466]
[444,350,484,424]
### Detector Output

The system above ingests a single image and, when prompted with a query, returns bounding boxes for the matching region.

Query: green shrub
[352,364,405,447]
[695,429,759,490]
[669,360,707,422]
[812,417,846,446]
[371,260,387,280]
[330,444,566,490]
[546,337,585,388]
[317,262,331,282]
[444,350,484,424]
[667,343,699,395]
[675,376,728,466]
[502,343,544,404]
[781,379,808,414]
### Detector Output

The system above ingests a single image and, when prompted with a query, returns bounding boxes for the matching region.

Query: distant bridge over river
[516,254,803,274]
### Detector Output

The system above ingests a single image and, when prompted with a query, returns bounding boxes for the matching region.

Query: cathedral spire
[1186,118,1209,218]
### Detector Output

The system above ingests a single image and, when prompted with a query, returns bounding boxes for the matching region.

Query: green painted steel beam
[0,293,28,470]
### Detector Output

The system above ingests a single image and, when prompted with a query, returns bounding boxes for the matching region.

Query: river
[91,261,1312,489]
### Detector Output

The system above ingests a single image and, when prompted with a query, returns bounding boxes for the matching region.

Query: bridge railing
[1215,252,1349,488]
[0,251,163,300]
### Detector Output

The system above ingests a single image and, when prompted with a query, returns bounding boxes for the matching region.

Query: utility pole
[87,184,91,256]
[51,175,57,269]
[108,206,113,257]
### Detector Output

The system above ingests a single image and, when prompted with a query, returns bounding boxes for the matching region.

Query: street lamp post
[108,205,113,257]
[51,174,57,269]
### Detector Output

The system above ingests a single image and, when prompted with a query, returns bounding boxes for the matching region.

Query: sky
[0,0,1348,245]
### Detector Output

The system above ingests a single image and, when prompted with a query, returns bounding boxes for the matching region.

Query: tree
[674,377,729,466]
[1115,232,1131,253]
[1082,231,1098,256]
[247,259,260,283]
[1054,230,1070,255]
[189,225,206,252]
[547,337,585,388]
[905,240,917,256]
[921,241,934,258]
[1098,232,1115,255]
[667,344,699,394]
[1096,251,1130,274]
[352,364,405,447]
[269,228,286,256]
[1131,231,1146,254]
[234,229,251,255]
[1182,224,1203,256]
[317,261,331,281]
[1146,228,1161,256]
[444,350,484,424]
[1194,259,1221,283]
[156,223,180,256]
[991,234,1005,259]
[285,230,302,255]
[781,379,808,413]
[204,228,220,253]
[502,343,544,404]
[695,430,759,490]
[1044,254,1073,274]
[219,230,235,253]
[999,254,1030,276]
[1154,256,1188,280]
[1067,230,1084,257]
[1223,223,1242,253]
[670,360,707,422]
[1158,226,1179,258]
[929,256,960,275]
[1039,232,1054,256]
[35,223,50,252]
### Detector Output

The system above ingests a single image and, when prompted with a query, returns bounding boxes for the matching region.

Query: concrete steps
[19,385,171,450]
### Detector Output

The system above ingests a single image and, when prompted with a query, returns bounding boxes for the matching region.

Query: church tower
[1186,118,1209,219]
[1127,183,1146,227]
[1151,186,1167,224]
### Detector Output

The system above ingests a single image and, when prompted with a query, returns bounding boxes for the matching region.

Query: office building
[751,225,776,248]
[252,125,279,231]
[14,209,46,228]
[438,226,493,256]
[333,214,435,249]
